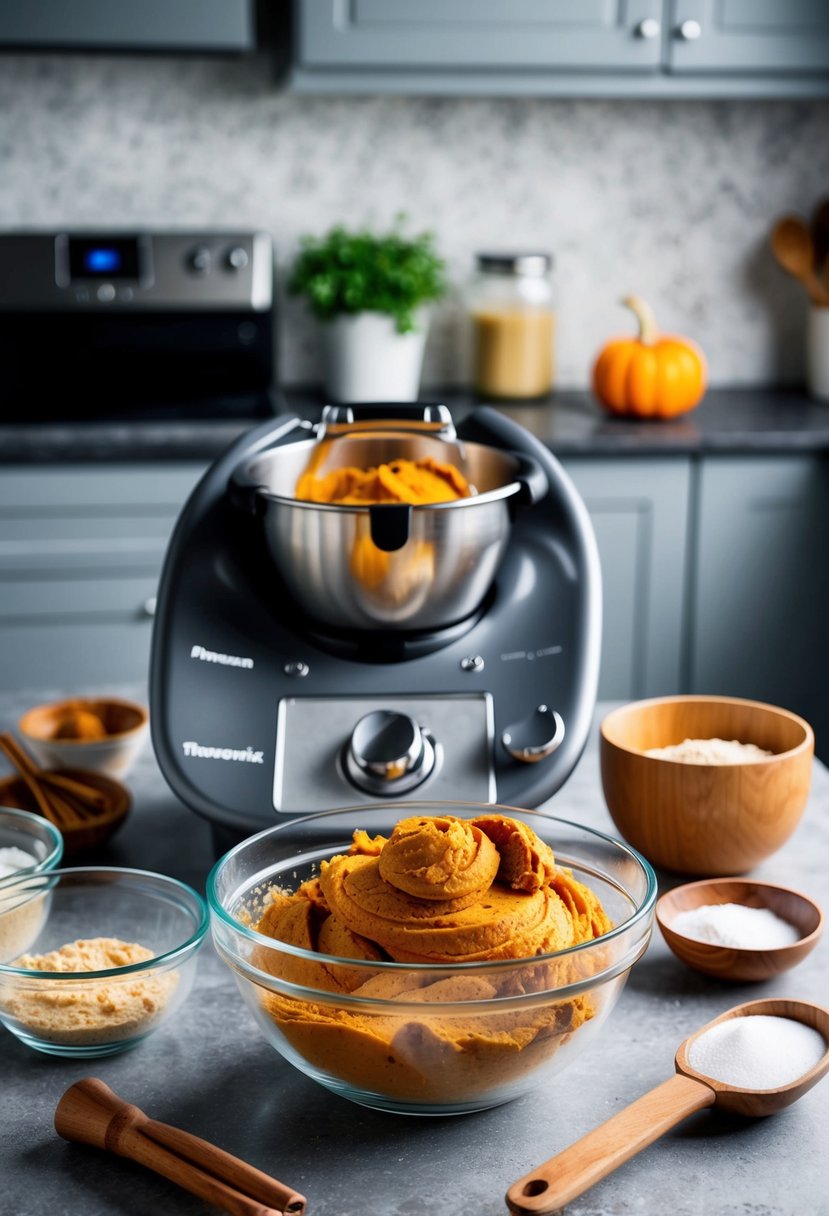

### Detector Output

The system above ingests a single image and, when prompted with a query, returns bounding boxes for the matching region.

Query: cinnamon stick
[0,733,101,824]
[39,769,109,813]
[0,733,68,828]
[55,1078,307,1216]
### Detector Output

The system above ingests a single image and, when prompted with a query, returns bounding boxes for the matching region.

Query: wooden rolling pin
[55,1078,307,1216]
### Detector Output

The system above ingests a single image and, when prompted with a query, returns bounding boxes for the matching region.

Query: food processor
[149,403,602,851]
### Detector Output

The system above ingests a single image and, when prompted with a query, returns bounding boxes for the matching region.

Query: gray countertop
[3,387,829,464]
[2,689,828,1216]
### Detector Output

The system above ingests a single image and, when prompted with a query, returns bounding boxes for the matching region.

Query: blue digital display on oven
[84,247,121,274]
[68,237,141,281]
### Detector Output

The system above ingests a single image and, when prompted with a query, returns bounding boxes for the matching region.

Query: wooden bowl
[19,696,149,778]
[0,768,131,856]
[657,878,824,982]
[600,695,814,876]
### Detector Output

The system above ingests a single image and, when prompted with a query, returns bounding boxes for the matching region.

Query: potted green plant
[287,219,447,401]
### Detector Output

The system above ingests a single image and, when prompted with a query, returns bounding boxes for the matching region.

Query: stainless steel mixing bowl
[235,423,546,631]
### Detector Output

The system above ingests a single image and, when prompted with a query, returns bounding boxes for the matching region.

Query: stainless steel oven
[0,229,276,423]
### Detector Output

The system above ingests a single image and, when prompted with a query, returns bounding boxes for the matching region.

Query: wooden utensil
[770,216,829,306]
[810,197,829,284]
[55,1078,307,1216]
[506,999,829,1215]
[656,877,823,981]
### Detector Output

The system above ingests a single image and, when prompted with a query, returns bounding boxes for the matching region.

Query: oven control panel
[0,230,273,311]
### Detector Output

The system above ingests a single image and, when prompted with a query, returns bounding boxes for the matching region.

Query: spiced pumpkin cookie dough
[295,455,471,506]
[253,813,613,1103]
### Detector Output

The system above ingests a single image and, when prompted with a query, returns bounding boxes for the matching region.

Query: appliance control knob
[502,705,565,764]
[186,245,211,274]
[225,245,249,271]
[345,710,436,795]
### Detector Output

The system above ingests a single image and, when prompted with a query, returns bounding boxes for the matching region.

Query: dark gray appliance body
[149,407,602,849]
[0,229,275,421]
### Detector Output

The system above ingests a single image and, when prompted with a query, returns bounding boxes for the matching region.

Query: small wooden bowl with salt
[656,877,824,982]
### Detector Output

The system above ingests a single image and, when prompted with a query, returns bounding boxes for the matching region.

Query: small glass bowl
[0,808,64,964]
[208,803,657,1116]
[0,807,63,893]
[0,867,208,1057]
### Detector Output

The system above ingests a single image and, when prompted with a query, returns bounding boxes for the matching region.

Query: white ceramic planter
[321,311,429,402]
[806,305,829,402]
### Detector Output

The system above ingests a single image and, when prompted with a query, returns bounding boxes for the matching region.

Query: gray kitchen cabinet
[670,0,829,76]
[2,451,825,766]
[292,0,829,97]
[689,455,829,753]
[298,1,662,73]
[0,464,205,691]
[0,0,256,51]
[561,457,691,702]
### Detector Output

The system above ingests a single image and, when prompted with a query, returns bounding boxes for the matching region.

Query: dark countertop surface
[3,387,829,464]
[2,687,828,1216]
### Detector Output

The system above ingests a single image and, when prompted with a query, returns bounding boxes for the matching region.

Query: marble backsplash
[1,52,828,389]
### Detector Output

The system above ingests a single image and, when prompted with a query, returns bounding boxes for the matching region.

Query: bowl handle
[510,452,549,507]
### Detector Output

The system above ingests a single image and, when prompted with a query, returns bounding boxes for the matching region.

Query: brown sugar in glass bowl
[599,695,814,877]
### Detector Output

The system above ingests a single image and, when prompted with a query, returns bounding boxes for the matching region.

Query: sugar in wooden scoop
[689,1015,826,1090]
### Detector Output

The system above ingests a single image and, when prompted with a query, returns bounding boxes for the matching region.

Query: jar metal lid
[476,252,553,276]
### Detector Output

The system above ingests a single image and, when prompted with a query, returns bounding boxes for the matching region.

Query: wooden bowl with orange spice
[18,697,149,779]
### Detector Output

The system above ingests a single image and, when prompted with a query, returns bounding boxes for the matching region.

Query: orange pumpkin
[592,296,707,419]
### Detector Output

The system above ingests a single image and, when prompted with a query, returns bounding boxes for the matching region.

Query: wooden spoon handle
[505,1072,715,1214]
[55,1078,306,1216]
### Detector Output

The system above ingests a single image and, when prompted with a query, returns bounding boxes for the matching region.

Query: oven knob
[344,710,436,795]
[225,245,249,271]
[186,245,211,274]
[502,706,565,764]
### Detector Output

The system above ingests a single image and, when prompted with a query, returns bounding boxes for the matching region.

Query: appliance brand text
[182,741,264,764]
[190,644,254,669]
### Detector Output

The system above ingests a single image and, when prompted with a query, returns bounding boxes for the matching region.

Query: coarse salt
[671,903,800,950]
[0,847,37,880]
[689,1015,826,1090]
[645,738,772,764]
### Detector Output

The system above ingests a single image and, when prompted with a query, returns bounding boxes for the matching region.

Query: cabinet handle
[142,596,157,618]
[635,17,660,39]
[677,18,702,41]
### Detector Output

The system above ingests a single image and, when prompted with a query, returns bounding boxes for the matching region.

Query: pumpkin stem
[622,295,658,346]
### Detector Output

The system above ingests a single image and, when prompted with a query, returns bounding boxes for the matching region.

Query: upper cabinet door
[0,0,255,52]
[299,0,663,72]
[669,0,829,74]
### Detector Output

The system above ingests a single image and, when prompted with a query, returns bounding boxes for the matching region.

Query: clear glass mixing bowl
[208,803,657,1116]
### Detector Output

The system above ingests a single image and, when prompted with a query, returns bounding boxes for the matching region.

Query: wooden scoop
[771,216,829,305]
[55,1077,307,1216]
[811,196,829,284]
[506,999,829,1215]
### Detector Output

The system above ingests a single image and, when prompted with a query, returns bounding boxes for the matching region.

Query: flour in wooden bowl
[645,738,773,764]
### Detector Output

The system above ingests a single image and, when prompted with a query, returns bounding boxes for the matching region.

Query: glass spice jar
[467,252,556,400]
